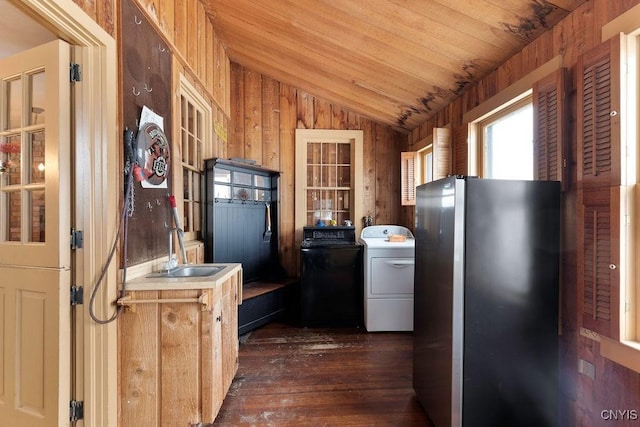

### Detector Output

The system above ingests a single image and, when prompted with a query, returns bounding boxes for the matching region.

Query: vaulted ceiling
[203,0,585,133]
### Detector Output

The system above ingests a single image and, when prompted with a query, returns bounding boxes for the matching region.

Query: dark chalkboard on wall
[120,0,173,266]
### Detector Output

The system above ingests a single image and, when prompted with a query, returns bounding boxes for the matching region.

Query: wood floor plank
[213,322,431,426]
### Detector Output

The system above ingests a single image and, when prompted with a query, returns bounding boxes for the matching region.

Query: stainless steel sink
[146,265,225,278]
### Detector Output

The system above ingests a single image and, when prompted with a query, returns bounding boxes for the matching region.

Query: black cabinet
[204,158,281,283]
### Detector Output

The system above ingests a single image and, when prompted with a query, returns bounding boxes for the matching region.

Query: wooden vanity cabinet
[118,265,241,426]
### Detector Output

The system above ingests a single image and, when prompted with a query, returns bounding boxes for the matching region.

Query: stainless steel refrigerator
[413,176,560,427]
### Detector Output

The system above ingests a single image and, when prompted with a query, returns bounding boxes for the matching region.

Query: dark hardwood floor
[214,322,431,426]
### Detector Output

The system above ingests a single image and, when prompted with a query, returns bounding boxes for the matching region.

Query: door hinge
[70,400,84,421]
[71,286,84,306]
[70,63,82,82]
[71,228,83,249]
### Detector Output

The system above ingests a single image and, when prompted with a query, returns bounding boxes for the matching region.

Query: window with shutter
[533,68,569,190]
[576,34,622,189]
[401,151,416,206]
[577,187,621,339]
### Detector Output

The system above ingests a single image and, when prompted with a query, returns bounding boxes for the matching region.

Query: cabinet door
[202,286,224,422]
[221,274,239,395]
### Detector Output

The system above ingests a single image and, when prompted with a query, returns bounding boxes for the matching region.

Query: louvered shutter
[401,151,416,206]
[452,124,468,176]
[577,187,620,339]
[576,34,622,189]
[533,68,569,190]
[432,127,452,180]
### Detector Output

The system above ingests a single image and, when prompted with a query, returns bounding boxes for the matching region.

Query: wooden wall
[72,0,230,116]
[406,0,640,425]
[229,63,406,277]
[72,0,231,266]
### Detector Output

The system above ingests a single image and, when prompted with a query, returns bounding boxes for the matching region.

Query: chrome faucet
[166,226,186,272]
[166,227,179,272]
[165,195,188,272]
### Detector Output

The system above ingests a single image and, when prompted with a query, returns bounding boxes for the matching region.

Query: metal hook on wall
[159,44,166,52]
[133,86,140,96]
[134,15,142,25]
[144,83,153,93]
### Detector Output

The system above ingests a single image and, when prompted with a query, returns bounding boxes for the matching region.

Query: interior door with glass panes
[0,40,71,426]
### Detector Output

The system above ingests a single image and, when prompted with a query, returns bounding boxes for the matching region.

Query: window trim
[176,73,213,243]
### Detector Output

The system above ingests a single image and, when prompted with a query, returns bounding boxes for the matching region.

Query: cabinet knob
[609,264,617,270]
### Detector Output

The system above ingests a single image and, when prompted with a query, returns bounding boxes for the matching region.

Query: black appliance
[413,176,560,427]
[300,226,363,327]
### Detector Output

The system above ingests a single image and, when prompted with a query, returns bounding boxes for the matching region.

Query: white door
[0,40,71,426]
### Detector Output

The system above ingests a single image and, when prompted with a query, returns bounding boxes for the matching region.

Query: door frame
[17,1,118,425]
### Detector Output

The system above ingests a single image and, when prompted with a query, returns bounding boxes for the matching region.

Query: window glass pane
[234,187,251,201]
[6,191,21,241]
[29,71,45,126]
[183,169,190,200]
[214,184,231,199]
[183,201,190,231]
[307,143,321,164]
[254,175,269,188]
[29,190,45,242]
[181,130,188,163]
[337,190,350,210]
[337,143,350,164]
[180,95,187,128]
[188,133,195,166]
[322,142,337,164]
[187,103,195,134]
[193,172,201,202]
[484,103,533,180]
[337,166,350,187]
[214,168,230,183]
[29,130,45,184]
[425,152,433,183]
[307,165,320,187]
[255,188,271,201]
[5,78,22,130]
[308,190,319,210]
[193,201,201,233]
[321,165,336,187]
[1,134,21,187]
[232,171,251,186]
[196,111,203,165]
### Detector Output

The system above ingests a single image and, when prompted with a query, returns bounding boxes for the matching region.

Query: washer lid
[359,237,415,249]
[360,225,414,239]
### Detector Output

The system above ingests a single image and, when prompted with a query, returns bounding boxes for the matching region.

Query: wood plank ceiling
[203,0,585,133]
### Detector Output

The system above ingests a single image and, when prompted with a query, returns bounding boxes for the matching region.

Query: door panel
[0,40,70,269]
[0,267,70,426]
[0,40,71,426]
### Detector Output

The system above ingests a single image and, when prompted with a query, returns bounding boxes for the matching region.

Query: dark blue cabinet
[204,158,281,283]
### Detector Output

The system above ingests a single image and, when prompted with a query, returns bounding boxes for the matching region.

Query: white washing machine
[359,225,415,331]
